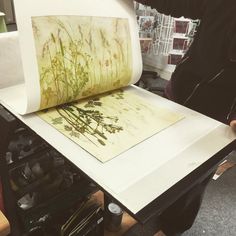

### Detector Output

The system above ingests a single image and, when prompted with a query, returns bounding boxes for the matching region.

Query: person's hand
[230,120,236,132]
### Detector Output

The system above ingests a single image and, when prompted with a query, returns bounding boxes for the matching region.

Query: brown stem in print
[59,38,69,99]
[53,98,123,146]
[56,107,98,146]
[48,45,60,105]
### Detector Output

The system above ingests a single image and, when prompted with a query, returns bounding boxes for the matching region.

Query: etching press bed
[1,85,235,227]
[0,0,235,232]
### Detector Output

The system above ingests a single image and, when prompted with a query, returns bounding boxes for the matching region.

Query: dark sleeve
[145,0,208,19]
[227,32,236,124]
[228,99,236,124]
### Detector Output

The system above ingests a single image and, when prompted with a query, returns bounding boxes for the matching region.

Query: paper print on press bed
[38,89,184,162]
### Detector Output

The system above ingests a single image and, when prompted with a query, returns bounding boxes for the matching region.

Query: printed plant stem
[48,46,60,104]
[60,107,94,134]
[73,41,79,88]
[56,108,98,145]
[71,105,110,133]
[59,38,69,100]
[59,106,108,142]
[51,35,65,103]
[57,19,74,43]
[67,107,107,140]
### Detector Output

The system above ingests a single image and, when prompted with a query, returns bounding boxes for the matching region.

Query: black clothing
[143,0,236,235]
[160,172,214,236]
[151,0,236,124]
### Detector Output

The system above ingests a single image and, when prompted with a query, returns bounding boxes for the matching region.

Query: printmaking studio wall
[135,2,199,80]
[0,0,15,24]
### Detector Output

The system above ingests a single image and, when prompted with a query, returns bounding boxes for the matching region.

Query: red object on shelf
[0,178,4,214]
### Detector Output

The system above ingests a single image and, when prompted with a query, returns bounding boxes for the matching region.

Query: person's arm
[136,0,208,19]
[229,108,236,132]
[230,119,236,132]
[227,98,236,131]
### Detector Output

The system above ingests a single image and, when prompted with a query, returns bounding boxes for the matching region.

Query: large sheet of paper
[0,0,185,162]
[0,0,142,114]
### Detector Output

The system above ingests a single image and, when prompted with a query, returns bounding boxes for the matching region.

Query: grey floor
[182,151,236,236]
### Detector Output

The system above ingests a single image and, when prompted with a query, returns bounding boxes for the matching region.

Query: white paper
[0,31,24,88]
[0,0,142,114]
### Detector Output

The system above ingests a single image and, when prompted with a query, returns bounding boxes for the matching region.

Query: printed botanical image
[38,89,184,162]
[32,16,132,109]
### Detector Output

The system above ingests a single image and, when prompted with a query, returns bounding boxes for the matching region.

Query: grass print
[38,89,184,162]
[32,16,133,109]
[50,90,125,147]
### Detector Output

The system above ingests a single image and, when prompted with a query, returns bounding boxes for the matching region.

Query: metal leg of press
[0,105,22,236]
